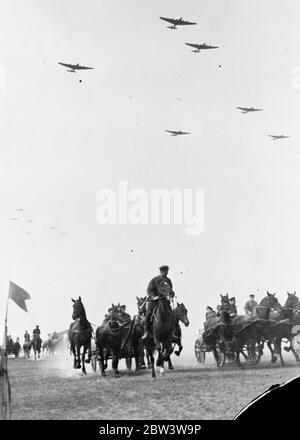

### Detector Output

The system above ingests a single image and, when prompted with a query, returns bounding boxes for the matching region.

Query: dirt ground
[6,351,300,420]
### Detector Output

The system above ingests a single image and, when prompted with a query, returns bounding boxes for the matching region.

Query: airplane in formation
[237,107,263,114]
[268,134,290,141]
[165,130,191,137]
[58,62,94,73]
[185,42,219,53]
[159,17,197,30]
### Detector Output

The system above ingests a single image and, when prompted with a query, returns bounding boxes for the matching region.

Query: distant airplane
[16,208,26,211]
[166,130,191,137]
[159,17,197,30]
[60,232,67,235]
[185,42,219,53]
[58,62,94,73]
[10,217,18,220]
[25,232,32,235]
[27,220,33,222]
[237,107,263,114]
[50,227,56,230]
[268,134,290,141]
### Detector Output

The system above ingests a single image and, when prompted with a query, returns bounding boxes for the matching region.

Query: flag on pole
[8,282,31,312]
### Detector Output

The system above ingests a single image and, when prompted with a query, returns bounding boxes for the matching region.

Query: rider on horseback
[142,265,176,340]
[33,325,41,338]
[24,330,30,342]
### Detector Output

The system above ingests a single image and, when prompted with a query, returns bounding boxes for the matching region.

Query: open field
[6,351,300,420]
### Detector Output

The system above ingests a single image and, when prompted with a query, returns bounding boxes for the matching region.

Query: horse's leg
[111,352,119,377]
[146,347,156,378]
[267,341,277,363]
[81,347,87,374]
[276,339,285,366]
[174,339,183,356]
[98,347,105,376]
[168,356,174,370]
[70,342,77,368]
[75,344,81,369]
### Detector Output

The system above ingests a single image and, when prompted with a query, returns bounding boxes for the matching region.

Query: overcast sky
[0,0,300,353]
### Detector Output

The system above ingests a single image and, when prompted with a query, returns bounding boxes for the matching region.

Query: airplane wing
[58,62,75,69]
[76,65,94,70]
[237,107,247,111]
[185,43,200,49]
[160,17,177,25]
[166,130,176,134]
[181,20,197,25]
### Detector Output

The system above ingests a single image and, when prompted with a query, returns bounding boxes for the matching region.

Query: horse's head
[174,302,190,327]
[136,296,147,315]
[285,291,299,310]
[265,291,279,308]
[220,293,230,312]
[71,296,86,320]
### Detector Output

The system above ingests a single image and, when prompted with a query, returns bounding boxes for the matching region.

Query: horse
[68,297,92,374]
[23,340,32,358]
[165,302,189,370]
[96,305,143,377]
[256,292,279,319]
[32,334,42,360]
[144,292,175,378]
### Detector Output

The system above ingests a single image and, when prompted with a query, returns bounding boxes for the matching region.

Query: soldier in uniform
[24,330,30,342]
[118,305,131,324]
[205,306,217,321]
[244,294,258,317]
[32,325,41,341]
[142,265,175,340]
[229,297,237,316]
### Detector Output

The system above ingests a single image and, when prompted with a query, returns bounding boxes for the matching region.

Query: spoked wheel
[244,343,261,366]
[194,338,205,364]
[226,352,237,364]
[213,343,226,367]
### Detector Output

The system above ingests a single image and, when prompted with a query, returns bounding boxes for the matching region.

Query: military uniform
[24,332,30,342]
[143,274,174,338]
[244,299,258,316]
[229,304,237,316]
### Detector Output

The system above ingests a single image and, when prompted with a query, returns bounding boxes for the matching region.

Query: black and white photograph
[1,0,300,428]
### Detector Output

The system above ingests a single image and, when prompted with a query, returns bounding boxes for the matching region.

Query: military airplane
[159,17,197,30]
[58,62,94,73]
[16,208,26,211]
[166,130,191,137]
[185,42,219,53]
[237,107,263,114]
[268,134,290,141]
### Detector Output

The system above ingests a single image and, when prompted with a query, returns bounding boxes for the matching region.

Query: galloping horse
[68,297,92,374]
[165,302,189,370]
[144,291,175,378]
[32,334,42,360]
[23,340,32,358]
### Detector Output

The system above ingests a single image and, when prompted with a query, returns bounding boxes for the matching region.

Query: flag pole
[0,292,11,420]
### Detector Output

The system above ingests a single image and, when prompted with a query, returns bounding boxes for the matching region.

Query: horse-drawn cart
[89,339,138,372]
[195,328,261,368]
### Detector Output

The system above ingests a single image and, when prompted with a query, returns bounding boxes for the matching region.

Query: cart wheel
[194,339,205,364]
[91,356,97,372]
[246,344,261,365]
[213,346,226,367]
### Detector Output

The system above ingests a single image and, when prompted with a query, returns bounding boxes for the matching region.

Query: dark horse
[144,292,175,378]
[32,334,42,360]
[68,297,92,374]
[96,308,142,377]
[165,302,190,370]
